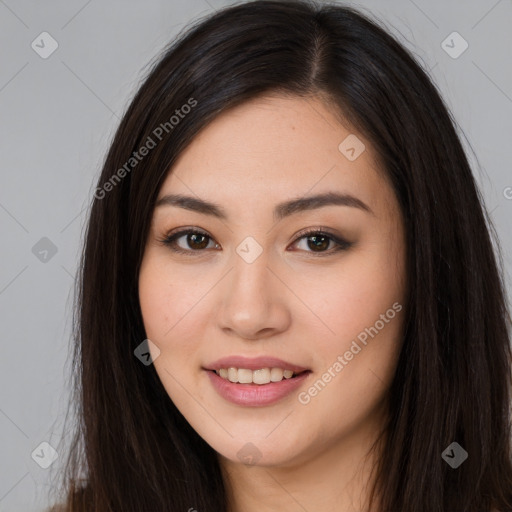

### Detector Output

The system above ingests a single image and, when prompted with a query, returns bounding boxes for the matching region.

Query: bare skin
[138,93,407,512]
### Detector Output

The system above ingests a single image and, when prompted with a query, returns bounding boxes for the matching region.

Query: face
[138,93,407,468]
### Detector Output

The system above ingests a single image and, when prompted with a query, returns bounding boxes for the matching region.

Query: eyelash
[156,227,352,257]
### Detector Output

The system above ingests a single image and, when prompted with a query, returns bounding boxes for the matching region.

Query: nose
[216,248,291,340]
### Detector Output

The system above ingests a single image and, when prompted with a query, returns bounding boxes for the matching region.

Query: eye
[290,227,352,255]
[157,228,219,255]
[157,227,352,256]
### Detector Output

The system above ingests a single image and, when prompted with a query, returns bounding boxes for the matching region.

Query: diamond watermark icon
[237,442,262,466]
[31,441,58,469]
[441,441,468,468]
[31,32,59,59]
[134,338,161,365]
[32,237,58,263]
[441,31,468,59]
[338,134,365,161]
[236,236,263,264]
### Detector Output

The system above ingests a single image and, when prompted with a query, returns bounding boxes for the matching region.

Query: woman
[49,0,512,510]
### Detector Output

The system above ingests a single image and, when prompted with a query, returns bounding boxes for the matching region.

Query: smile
[215,367,303,384]
[206,369,311,406]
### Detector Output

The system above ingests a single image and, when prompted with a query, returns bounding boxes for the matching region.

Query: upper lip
[204,356,310,373]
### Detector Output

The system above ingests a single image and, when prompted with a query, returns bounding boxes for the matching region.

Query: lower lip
[205,370,311,407]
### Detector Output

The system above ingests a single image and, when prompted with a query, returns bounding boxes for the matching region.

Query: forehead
[156,94,390,215]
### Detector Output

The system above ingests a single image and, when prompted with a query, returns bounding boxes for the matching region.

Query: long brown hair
[49,1,512,510]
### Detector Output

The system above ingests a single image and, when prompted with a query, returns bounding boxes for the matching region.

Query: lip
[204,356,309,373]
[206,369,311,407]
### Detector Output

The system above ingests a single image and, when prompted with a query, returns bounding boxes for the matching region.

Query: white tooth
[218,367,295,384]
[238,368,253,384]
[228,367,238,382]
[270,368,284,382]
[253,368,271,384]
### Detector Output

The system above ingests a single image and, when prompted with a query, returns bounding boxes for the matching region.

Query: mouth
[208,367,311,385]
[205,368,312,406]
[203,356,312,406]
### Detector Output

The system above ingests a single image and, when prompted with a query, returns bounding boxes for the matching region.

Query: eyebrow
[154,191,374,221]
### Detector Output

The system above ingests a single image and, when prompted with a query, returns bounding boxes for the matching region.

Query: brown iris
[307,234,330,252]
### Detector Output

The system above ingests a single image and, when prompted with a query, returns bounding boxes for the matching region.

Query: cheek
[138,264,200,406]
[138,257,211,370]
[300,276,404,439]
[138,266,171,341]
[139,254,194,339]
[305,228,406,378]
[317,262,404,344]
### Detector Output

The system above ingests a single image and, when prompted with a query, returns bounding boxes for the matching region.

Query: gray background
[1,0,511,510]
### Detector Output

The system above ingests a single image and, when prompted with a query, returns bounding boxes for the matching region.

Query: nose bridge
[235,234,267,267]
[216,233,290,338]
[230,234,272,299]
